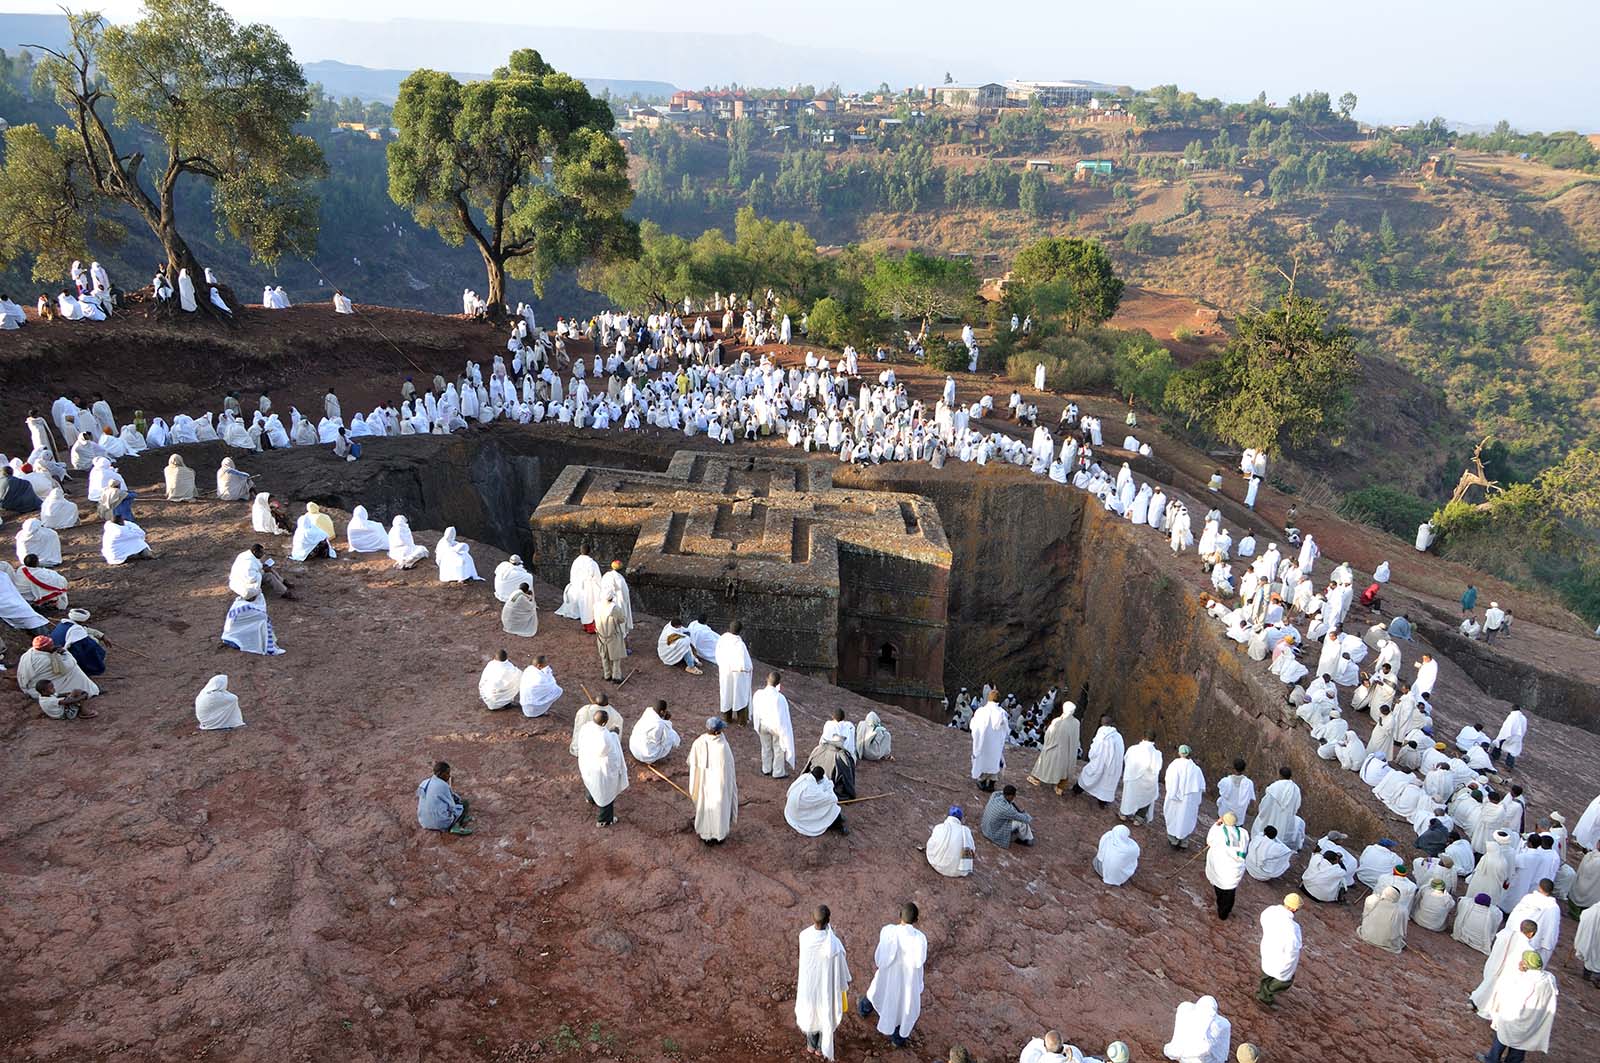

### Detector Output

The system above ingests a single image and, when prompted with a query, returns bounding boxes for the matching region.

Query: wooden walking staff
[839,794,892,805]
[645,762,692,801]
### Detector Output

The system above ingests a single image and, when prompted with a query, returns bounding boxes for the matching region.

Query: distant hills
[302,59,674,105]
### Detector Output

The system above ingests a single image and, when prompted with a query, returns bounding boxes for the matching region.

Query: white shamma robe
[795,925,852,1060]
[865,923,927,1038]
[194,675,245,730]
[688,731,738,841]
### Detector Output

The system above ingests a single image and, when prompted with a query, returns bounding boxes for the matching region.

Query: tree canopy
[0,0,324,281]
[862,249,979,330]
[388,48,636,316]
[1164,293,1359,453]
[1010,236,1124,331]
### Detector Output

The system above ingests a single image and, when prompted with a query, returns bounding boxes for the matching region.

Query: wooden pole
[838,793,892,805]
[617,668,637,688]
[645,762,692,801]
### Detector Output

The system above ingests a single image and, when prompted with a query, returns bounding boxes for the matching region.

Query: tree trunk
[157,181,201,282]
[481,248,508,323]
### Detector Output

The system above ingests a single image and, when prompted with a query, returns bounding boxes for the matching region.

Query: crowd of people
[6,287,1600,1063]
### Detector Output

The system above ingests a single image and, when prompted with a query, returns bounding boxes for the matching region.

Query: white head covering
[1095,824,1140,885]
[195,674,245,730]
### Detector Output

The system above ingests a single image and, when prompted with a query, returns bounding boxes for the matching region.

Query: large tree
[862,249,978,335]
[387,49,636,318]
[0,1,324,282]
[583,220,693,313]
[1164,293,1359,453]
[1010,236,1124,331]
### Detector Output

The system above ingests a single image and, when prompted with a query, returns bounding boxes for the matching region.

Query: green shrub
[806,297,851,349]
[1008,336,1113,392]
[1172,324,1196,342]
[1111,331,1177,407]
[1338,485,1434,539]
[928,339,970,372]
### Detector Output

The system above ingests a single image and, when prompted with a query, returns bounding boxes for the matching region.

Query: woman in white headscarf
[170,415,199,445]
[40,486,78,529]
[145,418,170,448]
[289,510,335,562]
[100,515,153,564]
[856,711,892,761]
[177,268,198,311]
[220,414,256,451]
[195,674,245,730]
[118,423,147,455]
[86,455,116,503]
[1162,995,1230,1063]
[251,492,283,535]
[387,516,429,569]
[1094,824,1141,886]
[1452,892,1504,955]
[493,553,533,602]
[215,457,252,501]
[193,413,218,443]
[16,517,61,566]
[435,527,481,582]
[501,584,538,637]
[341,505,386,552]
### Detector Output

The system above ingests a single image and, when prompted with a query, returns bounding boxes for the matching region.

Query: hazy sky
[11,0,1599,129]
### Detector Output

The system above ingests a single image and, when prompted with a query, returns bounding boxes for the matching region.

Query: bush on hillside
[927,339,969,373]
[1338,485,1434,539]
[806,297,851,349]
[1110,332,1177,407]
[1007,335,1112,392]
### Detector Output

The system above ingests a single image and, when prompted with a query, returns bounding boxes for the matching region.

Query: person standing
[688,717,738,844]
[717,621,754,724]
[1205,812,1249,920]
[1462,583,1479,615]
[594,591,628,682]
[1478,952,1558,1063]
[969,691,1008,792]
[861,902,927,1050]
[575,708,629,827]
[752,671,797,779]
[1162,744,1207,849]
[795,905,851,1059]
[1256,894,1303,1006]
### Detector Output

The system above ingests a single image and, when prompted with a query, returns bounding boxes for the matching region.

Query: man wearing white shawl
[1110,727,1162,819]
[15,517,61,567]
[478,650,522,710]
[969,691,1008,790]
[555,548,602,627]
[752,672,797,778]
[628,700,680,763]
[1256,894,1303,1006]
[1357,885,1408,953]
[17,635,98,697]
[1482,951,1558,1061]
[795,906,852,1060]
[785,766,846,836]
[686,616,720,665]
[1162,745,1206,847]
[1454,892,1506,954]
[716,622,754,723]
[493,554,533,602]
[195,675,244,730]
[862,903,926,1049]
[688,717,738,843]
[926,807,975,877]
[249,493,281,536]
[1506,881,1561,963]
[387,516,429,568]
[346,506,388,552]
[1413,879,1454,931]
[14,557,69,610]
[41,486,78,529]
[576,710,629,826]
[599,560,634,636]
[1575,900,1600,986]
[101,515,153,564]
[1027,702,1079,793]
[1205,813,1250,919]
[1245,825,1292,881]
[1094,824,1140,885]
[289,511,334,561]
[436,528,481,581]
[1574,794,1600,851]
[1077,717,1125,806]
[518,655,561,717]
[568,696,623,756]
[220,591,284,655]
[1251,767,1302,846]
[656,618,703,673]
[1163,995,1229,1063]
[502,583,538,637]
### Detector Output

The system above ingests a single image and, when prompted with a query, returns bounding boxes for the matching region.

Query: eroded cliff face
[842,464,1385,837]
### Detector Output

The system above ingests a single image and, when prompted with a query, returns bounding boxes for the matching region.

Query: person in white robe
[555,549,603,626]
[1119,732,1163,823]
[1483,952,1558,1059]
[785,767,845,836]
[1245,826,1293,881]
[716,622,754,722]
[1575,900,1600,986]
[501,584,538,637]
[1027,701,1080,793]
[493,554,533,602]
[1356,885,1408,953]
[289,511,334,562]
[926,807,975,878]
[656,619,704,674]
[1301,846,1349,903]
[687,718,738,843]
[1215,761,1256,822]
[248,492,281,536]
[1159,745,1205,847]
[1493,707,1528,772]
[478,650,522,710]
[794,907,852,1060]
[40,486,78,529]
[387,516,429,569]
[1574,794,1600,852]
[194,674,244,730]
[1077,718,1125,806]
[518,655,561,717]
[1094,824,1140,886]
[1454,892,1505,955]
[599,560,634,636]
[686,616,720,665]
[969,692,1009,789]
[345,506,389,553]
[220,592,284,655]
[576,712,629,826]
[436,527,481,582]
[1162,995,1230,1063]
[1413,879,1454,931]
[13,558,69,610]
[628,700,680,763]
[1506,883,1561,963]
[101,515,152,564]
[863,905,927,1049]
[1251,768,1302,847]
[752,672,797,778]
[15,517,61,567]
[857,710,892,761]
